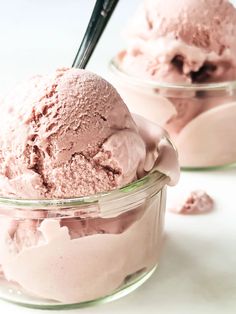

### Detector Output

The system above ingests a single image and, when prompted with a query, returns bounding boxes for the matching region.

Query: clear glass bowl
[109,58,236,170]
[0,171,169,309]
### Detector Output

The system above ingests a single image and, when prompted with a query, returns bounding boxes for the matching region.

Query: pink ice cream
[0,68,179,304]
[112,0,236,167]
[0,194,166,303]
[168,190,214,214]
[0,68,148,199]
[120,0,236,84]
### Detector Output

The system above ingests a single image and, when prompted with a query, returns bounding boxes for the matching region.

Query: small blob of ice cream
[168,190,214,214]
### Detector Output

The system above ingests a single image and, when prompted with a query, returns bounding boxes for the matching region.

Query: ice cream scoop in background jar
[109,0,236,169]
[0,68,179,309]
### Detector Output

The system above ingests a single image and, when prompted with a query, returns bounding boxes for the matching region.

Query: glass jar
[0,171,169,309]
[109,58,236,169]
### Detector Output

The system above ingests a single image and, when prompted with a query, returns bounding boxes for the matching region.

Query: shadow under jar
[0,171,168,309]
[109,58,236,170]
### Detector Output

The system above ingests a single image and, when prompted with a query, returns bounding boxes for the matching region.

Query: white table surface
[0,1,235,313]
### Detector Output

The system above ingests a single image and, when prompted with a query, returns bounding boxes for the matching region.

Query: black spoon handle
[72,0,119,69]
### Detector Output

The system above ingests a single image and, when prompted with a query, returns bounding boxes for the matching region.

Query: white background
[0,1,235,313]
[0,0,142,94]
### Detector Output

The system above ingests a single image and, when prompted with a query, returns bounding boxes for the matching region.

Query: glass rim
[109,57,236,92]
[0,171,168,209]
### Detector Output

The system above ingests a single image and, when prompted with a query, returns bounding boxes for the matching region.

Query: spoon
[72,0,119,69]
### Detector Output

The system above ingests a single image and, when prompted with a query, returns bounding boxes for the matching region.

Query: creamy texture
[112,0,236,167]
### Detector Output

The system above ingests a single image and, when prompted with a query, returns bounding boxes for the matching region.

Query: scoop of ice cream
[0,68,143,198]
[120,0,236,83]
[113,0,236,159]
[0,68,180,199]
